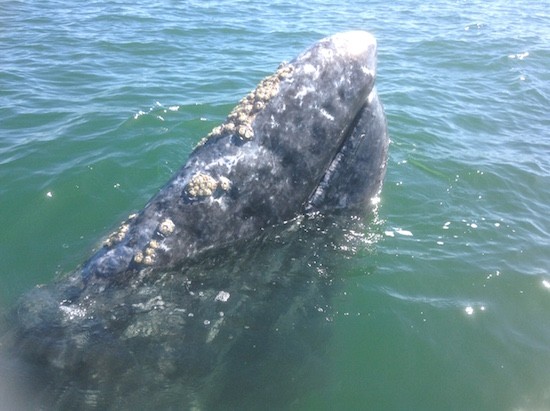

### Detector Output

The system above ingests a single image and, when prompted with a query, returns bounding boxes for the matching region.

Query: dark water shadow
[0,211,381,411]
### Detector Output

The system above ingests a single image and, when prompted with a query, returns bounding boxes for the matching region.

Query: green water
[1,0,550,409]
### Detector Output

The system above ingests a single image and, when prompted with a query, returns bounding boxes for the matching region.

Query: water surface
[1,0,550,409]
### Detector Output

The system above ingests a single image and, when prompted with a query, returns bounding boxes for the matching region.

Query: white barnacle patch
[185,173,233,199]
[103,223,130,247]
[158,218,175,236]
[186,172,218,197]
[210,125,222,136]
[277,62,293,79]
[222,122,236,134]
[254,101,265,111]
[118,224,129,238]
[199,62,294,145]
[148,239,160,249]
[237,123,254,140]
[133,251,144,264]
[102,213,139,247]
[218,176,232,192]
[214,290,230,302]
[133,238,164,266]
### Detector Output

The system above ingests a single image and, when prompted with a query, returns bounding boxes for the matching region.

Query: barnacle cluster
[198,62,294,146]
[186,173,218,197]
[103,213,138,247]
[185,172,232,199]
[133,219,176,266]
[158,218,175,236]
[133,238,161,266]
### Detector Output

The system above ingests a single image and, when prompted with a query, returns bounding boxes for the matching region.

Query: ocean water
[1,0,550,410]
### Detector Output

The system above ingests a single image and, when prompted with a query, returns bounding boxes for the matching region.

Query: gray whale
[0,31,388,410]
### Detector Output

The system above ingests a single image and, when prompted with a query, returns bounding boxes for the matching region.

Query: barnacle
[158,218,175,236]
[102,212,140,247]
[237,124,254,140]
[134,240,160,266]
[186,173,218,197]
[103,223,130,247]
[134,251,144,264]
[218,176,232,192]
[201,62,294,144]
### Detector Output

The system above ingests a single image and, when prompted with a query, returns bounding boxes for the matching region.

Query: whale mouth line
[306,85,383,213]
[312,99,370,193]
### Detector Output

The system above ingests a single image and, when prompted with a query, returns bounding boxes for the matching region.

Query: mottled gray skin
[1,31,388,410]
[83,30,387,281]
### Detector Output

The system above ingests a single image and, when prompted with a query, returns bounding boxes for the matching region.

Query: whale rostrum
[82,30,387,281]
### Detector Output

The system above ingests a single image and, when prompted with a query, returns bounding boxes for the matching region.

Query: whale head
[82,30,389,280]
